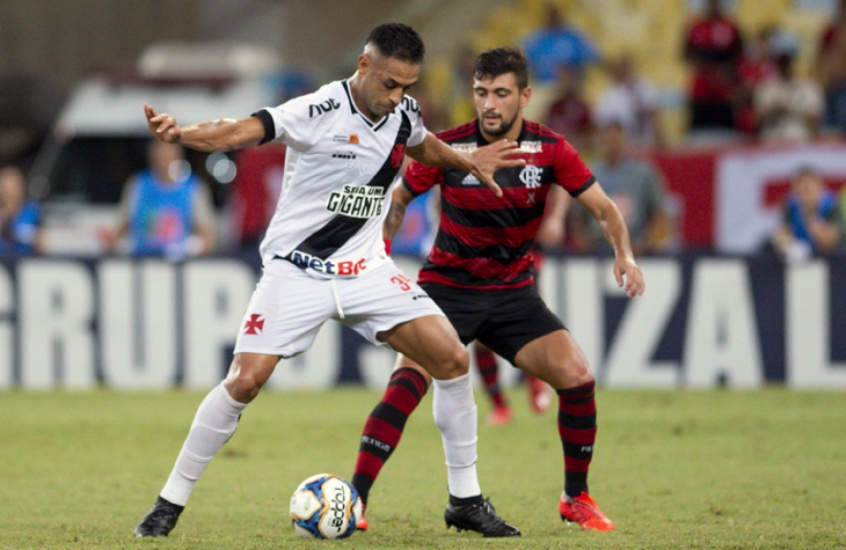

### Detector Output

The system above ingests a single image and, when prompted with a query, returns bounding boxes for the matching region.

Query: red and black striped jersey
[403,119,594,290]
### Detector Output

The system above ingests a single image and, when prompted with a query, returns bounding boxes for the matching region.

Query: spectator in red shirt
[735,26,778,135]
[545,66,594,155]
[683,0,743,134]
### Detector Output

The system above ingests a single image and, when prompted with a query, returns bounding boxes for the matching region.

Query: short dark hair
[474,47,530,89]
[794,165,822,182]
[365,23,425,64]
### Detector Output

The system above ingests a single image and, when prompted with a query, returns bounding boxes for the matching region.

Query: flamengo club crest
[519,165,543,189]
[519,165,543,204]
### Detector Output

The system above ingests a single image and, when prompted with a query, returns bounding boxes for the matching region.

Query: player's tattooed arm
[383,184,415,240]
[407,132,524,198]
[144,104,265,152]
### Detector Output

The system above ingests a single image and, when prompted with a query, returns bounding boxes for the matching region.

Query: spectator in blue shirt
[105,140,216,258]
[772,166,843,261]
[522,4,600,85]
[0,166,44,255]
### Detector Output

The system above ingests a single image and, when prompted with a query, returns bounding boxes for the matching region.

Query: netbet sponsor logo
[326,184,385,218]
[289,250,367,276]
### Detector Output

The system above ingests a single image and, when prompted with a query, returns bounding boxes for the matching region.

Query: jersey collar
[342,80,391,131]
[474,119,527,147]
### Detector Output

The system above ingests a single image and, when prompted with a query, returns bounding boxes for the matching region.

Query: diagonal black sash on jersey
[281,112,412,263]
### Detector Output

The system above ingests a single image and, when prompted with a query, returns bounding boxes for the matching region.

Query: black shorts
[420,282,566,364]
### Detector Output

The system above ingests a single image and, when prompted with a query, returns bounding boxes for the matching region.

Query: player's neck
[347,72,380,123]
[479,115,524,144]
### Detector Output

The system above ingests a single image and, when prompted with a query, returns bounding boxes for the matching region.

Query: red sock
[475,346,506,408]
[352,367,429,506]
[556,381,596,497]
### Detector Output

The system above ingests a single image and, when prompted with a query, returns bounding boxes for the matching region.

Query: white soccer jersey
[253,79,427,277]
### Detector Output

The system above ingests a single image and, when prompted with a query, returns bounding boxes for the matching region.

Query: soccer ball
[289,473,362,539]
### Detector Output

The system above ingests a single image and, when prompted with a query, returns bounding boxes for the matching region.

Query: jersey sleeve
[403,95,428,148]
[553,137,595,197]
[402,159,442,197]
[252,87,339,151]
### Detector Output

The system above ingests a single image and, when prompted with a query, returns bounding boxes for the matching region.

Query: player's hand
[614,256,645,298]
[145,104,182,143]
[469,140,525,197]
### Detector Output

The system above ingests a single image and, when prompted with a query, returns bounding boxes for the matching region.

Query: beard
[481,110,519,137]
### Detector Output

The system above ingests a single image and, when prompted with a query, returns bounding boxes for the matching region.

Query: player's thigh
[419,282,490,345]
[338,260,445,346]
[384,314,468,380]
[475,285,564,364]
[234,260,335,358]
[512,329,593,389]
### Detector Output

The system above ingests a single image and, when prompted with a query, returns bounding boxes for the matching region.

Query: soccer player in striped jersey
[133,24,525,539]
[352,46,645,533]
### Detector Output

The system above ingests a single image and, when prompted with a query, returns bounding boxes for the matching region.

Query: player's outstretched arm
[577,183,645,298]
[406,132,524,197]
[383,184,416,241]
[144,104,266,152]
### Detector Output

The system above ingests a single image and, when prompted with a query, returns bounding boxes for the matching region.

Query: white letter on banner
[19,260,95,389]
[267,322,340,390]
[99,260,177,389]
[0,264,13,388]
[561,259,603,376]
[604,260,681,387]
[183,260,256,389]
[357,344,395,390]
[786,261,846,388]
[684,259,763,387]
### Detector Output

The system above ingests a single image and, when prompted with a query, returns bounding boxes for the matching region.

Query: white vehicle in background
[29,43,284,256]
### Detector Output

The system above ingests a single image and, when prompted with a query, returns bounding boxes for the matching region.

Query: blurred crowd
[3,0,846,262]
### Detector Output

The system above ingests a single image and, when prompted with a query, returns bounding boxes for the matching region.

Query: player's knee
[228,373,265,402]
[561,356,594,389]
[438,344,469,379]
[224,357,269,403]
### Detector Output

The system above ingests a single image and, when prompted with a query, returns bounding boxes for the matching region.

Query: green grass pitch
[1,387,844,549]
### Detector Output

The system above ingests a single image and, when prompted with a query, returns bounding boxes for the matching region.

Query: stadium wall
[1,254,844,391]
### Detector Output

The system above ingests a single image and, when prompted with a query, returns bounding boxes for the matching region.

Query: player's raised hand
[614,256,645,299]
[469,140,525,197]
[144,104,182,143]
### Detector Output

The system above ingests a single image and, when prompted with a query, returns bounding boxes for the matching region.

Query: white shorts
[233,257,445,358]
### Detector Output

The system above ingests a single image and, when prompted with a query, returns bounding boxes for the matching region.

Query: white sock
[432,373,481,498]
[159,383,247,506]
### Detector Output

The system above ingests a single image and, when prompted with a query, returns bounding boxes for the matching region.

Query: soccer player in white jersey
[133,23,523,538]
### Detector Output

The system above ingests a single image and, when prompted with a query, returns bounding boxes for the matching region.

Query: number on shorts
[390,273,414,292]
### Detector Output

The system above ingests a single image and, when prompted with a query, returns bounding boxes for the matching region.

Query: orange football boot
[559,491,614,531]
[527,376,551,413]
[486,405,513,427]
[355,514,369,532]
